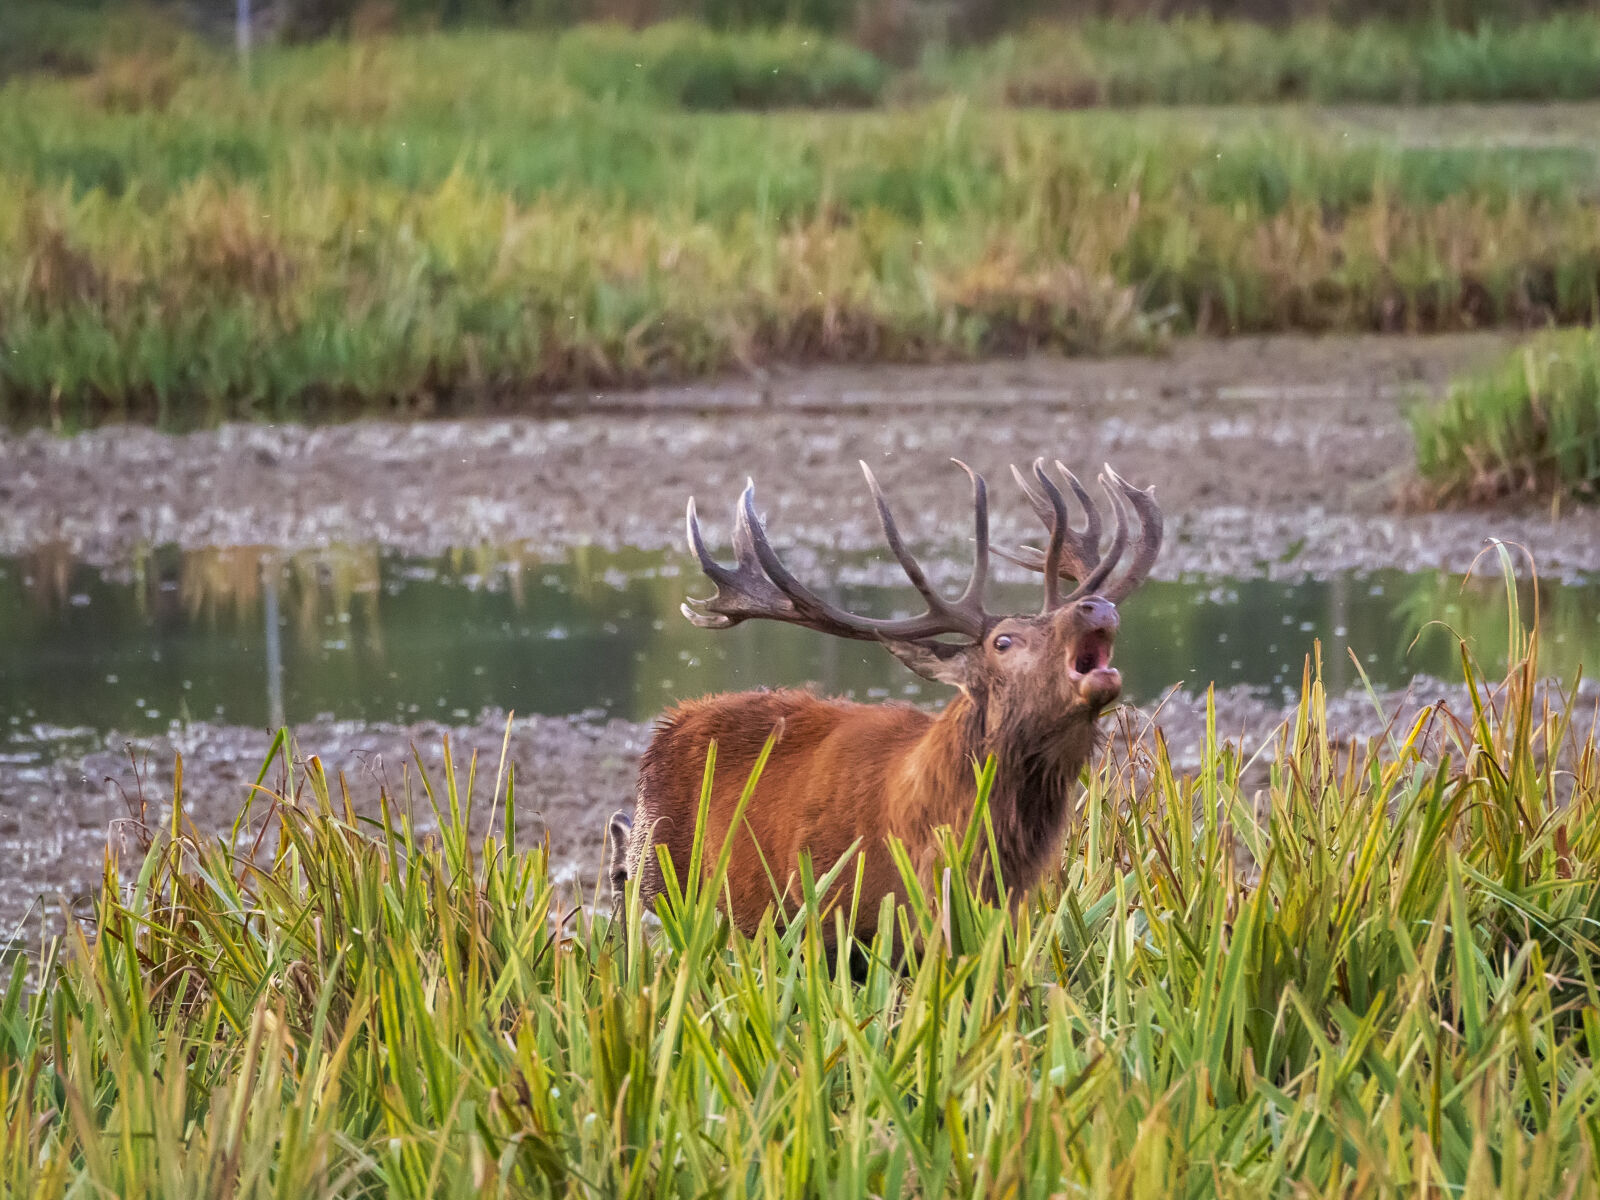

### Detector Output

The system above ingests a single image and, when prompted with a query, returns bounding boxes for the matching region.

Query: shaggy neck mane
[933,688,1098,895]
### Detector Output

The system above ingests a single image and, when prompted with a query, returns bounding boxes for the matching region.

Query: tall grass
[3,604,1599,1193]
[1412,327,1600,503]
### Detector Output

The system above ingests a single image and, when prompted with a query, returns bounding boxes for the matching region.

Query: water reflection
[1,543,1596,748]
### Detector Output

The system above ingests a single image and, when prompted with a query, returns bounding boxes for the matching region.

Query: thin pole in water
[263,553,285,731]
[236,0,251,66]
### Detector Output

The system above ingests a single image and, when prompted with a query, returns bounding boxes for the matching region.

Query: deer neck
[896,690,1094,895]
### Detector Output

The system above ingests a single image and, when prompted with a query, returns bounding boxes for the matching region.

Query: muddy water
[4,543,1598,752]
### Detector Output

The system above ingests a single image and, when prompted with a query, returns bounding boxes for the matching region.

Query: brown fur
[617,600,1121,943]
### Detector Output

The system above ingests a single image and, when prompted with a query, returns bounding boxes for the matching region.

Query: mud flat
[5,333,1598,581]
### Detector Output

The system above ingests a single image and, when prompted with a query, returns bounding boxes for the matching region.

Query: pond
[3,542,1596,754]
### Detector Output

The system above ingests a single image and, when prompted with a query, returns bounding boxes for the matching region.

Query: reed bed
[555,23,886,109]
[933,15,1600,107]
[19,4,1600,108]
[1412,327,1600,503]
[5,25,1600,424]
[2,592,1598,1195]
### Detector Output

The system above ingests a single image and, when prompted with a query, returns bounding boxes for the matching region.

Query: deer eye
[993,635,1013,652]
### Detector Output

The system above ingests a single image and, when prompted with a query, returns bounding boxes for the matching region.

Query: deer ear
[881,639,977,688]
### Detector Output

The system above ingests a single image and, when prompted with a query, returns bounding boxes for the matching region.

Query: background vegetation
[1413,328,1600,502]
[7,1,1600,484]
[936,15,1600,105]
[176,0,1600,43]
[6,11,1600,426]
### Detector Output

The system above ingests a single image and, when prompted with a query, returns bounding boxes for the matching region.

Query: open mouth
[1072,629,1115,676]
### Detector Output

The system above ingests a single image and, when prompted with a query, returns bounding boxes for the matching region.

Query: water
[2,543,1598,751]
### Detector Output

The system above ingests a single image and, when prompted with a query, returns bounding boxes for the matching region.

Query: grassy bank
[6,24,1600,424]
[1412,328,1600,503]
[3,613,1600,1193]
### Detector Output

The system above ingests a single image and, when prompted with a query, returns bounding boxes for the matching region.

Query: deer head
[682,458,1163,740]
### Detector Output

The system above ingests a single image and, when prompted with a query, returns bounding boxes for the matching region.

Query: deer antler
[683,460,994,645]
[1097,466,1163,603]
[998,461,1162,607]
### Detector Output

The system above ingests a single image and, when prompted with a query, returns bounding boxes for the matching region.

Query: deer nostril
[1072,597,1120,633]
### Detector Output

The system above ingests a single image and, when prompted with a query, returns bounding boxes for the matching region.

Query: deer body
[610,459,1160,942]
[628,692,943,937]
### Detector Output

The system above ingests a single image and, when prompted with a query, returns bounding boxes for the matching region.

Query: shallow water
[2,543,1597,754]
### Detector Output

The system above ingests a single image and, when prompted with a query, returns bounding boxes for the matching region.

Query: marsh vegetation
[4,7,1600,1193]
[6,9,1600,426]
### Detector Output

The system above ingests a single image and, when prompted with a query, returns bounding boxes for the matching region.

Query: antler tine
[999,460,1107,600]
[1098,466,1163,604]
[1055,460,1100,553]
[996,461,1153,605]
[860,461,945,615]
[739,483,838,620]
[681,486,798,629]
[948,459,989,613]
[857,459,995,638]
[1060,474,1129,604]
[1009,462,1052,528]
[1032,459,1070,613]
[860,459,992,635]
[1007,461,1096,551]
[681,469,993,644]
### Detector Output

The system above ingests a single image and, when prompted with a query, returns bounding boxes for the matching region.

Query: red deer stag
[609,458,1161,941]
